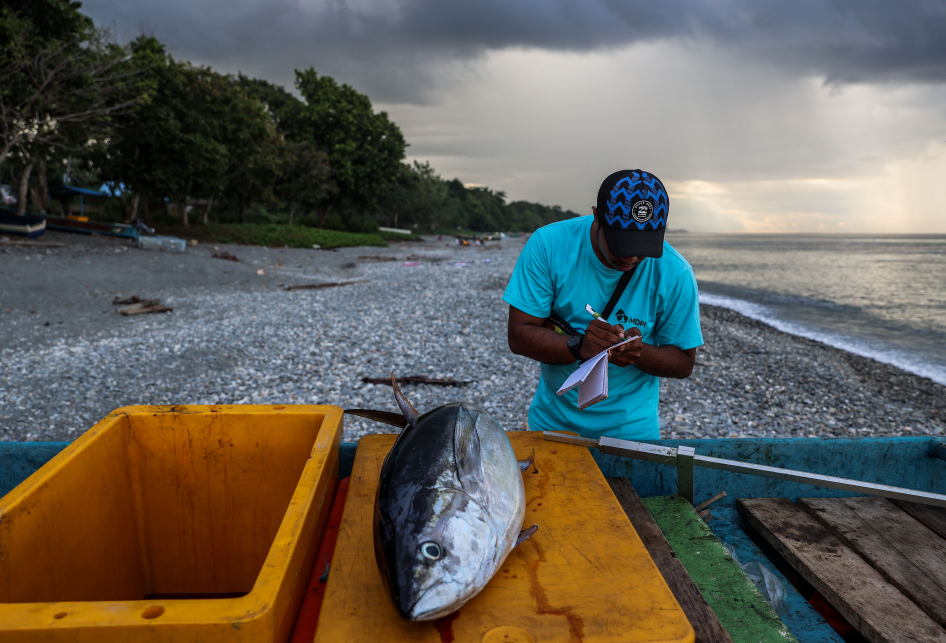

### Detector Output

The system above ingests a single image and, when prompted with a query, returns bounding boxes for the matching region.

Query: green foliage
[1,1,145,213]
[238,74,307,141]
[1,3,572,235]
[97,38,277,225]
[0,0,92,45]
[505,200,578,232]
[199,223,387,249]
[274,139,336,225]
[294,68,406,224]
[375,162,578,233]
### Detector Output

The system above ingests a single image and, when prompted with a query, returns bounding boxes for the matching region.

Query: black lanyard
[601,265,637,322]
[594,222,638,322]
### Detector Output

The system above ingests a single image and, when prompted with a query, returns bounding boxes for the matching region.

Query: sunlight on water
[667,234,946,386]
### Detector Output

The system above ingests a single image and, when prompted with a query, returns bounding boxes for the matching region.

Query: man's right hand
[580,319,625,359]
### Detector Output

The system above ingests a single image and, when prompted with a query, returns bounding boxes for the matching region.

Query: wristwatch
[567,334,584,361]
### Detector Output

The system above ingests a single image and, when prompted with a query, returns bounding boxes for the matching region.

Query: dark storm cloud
[84,0,946,101]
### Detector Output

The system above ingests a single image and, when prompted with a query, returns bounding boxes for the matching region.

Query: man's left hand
[609,328,643,367]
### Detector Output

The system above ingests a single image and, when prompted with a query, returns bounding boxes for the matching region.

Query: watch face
[568,335,581,347]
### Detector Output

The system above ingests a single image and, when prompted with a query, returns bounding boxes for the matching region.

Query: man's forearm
[508,322,575,364]
[631,344,695,379]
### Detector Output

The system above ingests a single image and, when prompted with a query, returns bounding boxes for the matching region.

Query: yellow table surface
[313,431,694,643]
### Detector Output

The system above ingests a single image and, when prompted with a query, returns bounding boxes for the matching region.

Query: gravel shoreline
[2,233,944,442]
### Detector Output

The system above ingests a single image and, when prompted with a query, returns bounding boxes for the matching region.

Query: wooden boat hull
[40,214,139,238]
[3,434,944,643]
[0,210,46,238]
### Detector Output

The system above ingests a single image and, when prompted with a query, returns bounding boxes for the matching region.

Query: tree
[294,68,406,227]
[274,139,335,225]
[98,40,277,227]
[379,161,451,231]
[237,74,307,141]
[219,80,282,224]
[97,46,228,226]
[0,2,144,214]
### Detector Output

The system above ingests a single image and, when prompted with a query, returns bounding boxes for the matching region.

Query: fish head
[394,485,496,621]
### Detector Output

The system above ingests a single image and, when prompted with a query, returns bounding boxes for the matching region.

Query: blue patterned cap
[596,169,668,258]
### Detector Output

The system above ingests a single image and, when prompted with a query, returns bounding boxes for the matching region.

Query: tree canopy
[1,0,576,232]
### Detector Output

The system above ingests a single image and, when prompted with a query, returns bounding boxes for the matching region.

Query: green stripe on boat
[642,495,798,643]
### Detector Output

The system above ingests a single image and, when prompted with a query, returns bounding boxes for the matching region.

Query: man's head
[595,169,669,259]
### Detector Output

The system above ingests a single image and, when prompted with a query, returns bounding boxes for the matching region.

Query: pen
[586,304,641,343]
[585,304,608,323]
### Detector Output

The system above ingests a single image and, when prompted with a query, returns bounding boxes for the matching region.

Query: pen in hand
[585,303,642,345]
[585,304,609,323]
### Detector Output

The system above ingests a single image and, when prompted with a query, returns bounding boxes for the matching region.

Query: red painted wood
[290,477,351,643]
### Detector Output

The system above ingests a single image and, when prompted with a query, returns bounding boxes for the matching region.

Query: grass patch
[162,223,389,249]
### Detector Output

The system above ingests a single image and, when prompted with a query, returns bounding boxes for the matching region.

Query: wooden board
[607,478,734,643]
[800,497,946,627]
[738,498,946,643]
[314,432,695,643]
[892,499,946,540]
[644,496,797,643]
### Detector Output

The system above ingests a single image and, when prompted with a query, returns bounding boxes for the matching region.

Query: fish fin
[517,449,536,472]
[344,409,408,428]
[391,372,420,426]
[515,524,539,547]
[454,405,485,492]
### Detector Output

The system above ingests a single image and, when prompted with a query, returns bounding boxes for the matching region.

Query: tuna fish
[346,376,538,621]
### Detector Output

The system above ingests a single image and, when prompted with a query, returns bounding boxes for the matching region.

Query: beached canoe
[0,206,140,239]
[40,213,140,238]
[0,210,46,238]
[1,411,944,643]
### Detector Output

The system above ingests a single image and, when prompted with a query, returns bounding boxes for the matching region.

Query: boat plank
[891,499,946,540]
[607,478,734,643]
[800,497,946,628]
[738,497,946,643]
[645,494,796,643]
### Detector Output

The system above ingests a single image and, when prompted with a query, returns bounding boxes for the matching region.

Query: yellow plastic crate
[0,404,343,642]
[315,431,694,643]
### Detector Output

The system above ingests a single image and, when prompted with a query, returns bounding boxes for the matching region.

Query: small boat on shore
[0,206,140,239]
[39,213,140,238]
[1,408,944,643]
[0,210,46,238]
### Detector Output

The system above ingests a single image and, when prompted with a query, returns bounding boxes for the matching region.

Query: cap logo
[631,201,653,223]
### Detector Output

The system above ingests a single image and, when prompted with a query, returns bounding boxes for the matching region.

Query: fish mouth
[403,581,465,621]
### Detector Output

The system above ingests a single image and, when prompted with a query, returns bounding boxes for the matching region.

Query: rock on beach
[1,231,944,442]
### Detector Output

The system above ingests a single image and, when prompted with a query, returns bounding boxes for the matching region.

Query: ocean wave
[699,292,946,386]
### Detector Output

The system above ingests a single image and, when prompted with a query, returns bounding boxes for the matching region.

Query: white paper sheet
[556,336,637,409]
[577,357,609,409]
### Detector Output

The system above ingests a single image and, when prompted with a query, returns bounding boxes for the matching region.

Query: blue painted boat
[3,435,944,643]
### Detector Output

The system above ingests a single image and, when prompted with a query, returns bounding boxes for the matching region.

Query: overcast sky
[84,0,946,233]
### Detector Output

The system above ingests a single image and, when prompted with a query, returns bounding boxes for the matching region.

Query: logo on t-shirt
[615,309,647,327]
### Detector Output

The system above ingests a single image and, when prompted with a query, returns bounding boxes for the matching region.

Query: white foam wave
[699,292,946,386]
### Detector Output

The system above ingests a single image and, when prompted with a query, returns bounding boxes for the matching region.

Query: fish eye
[420,541,443,561]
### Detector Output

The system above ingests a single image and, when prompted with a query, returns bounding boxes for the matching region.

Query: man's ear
[591,206,597,216]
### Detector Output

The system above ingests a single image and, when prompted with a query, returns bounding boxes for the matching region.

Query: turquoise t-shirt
[502,216,703,440]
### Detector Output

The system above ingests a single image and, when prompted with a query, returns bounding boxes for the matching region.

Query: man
[503,169,703,440]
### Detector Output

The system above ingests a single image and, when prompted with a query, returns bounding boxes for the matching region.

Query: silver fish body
[373,401,528,621]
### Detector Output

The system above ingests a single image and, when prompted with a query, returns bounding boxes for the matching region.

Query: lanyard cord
[593,220,638,321]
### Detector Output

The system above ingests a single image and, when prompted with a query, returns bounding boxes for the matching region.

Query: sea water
[666,233,946,386]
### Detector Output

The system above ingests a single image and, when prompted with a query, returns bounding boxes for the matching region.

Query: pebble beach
[2,231,944,442]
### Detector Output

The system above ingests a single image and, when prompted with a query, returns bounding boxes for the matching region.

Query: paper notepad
[556,337,636,410]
